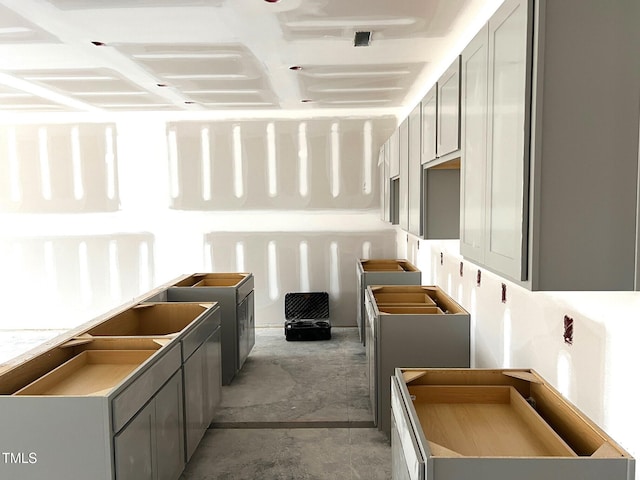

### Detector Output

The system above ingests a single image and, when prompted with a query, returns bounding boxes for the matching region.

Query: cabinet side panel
[0,397,111,480]
[377,315,470,436]
[532,0,640,290]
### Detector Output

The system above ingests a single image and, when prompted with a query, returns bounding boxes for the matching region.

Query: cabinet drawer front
[112,344,181,433]
[391,377,424,480]
[181,306,221,361]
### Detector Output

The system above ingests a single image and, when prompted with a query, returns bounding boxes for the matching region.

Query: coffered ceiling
[0,0,496,115]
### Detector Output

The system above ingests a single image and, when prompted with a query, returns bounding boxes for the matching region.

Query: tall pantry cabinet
[460,0,640,290]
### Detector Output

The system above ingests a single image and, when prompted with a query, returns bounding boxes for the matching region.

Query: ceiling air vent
[354,31,371,47]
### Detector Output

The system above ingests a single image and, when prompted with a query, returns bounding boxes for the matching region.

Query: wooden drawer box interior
[373,292,437,306]
[361,260,419,272]
[409,385,575,457]
[372,286,466,314]
[0,339,163,395]
[173,273,246,287]
[378,306,444,315]
[14,349,155,396]
[86,303,209,337]
[401,369,631,460]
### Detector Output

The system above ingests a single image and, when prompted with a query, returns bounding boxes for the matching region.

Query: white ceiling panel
[278,0,471,41]
[0,4,60,44]
[0,82,72,111]
[47,0,224,9]
[0,0,497,114]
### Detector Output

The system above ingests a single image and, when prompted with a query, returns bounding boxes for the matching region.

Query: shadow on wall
[0,233,154,329]
[421,240,607,435]
[204,230,398,327]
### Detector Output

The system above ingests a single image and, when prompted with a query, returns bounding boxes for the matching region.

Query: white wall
[0,115,398,363]
[398,230,640,469]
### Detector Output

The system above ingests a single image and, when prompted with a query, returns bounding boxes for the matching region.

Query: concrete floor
[180,327,392,480]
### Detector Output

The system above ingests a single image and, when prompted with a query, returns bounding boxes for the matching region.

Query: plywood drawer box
[391,368,635,480]
[365,285,470,438]
[357,259,422,345]
[86,302,211,336]
[14,349,157,397]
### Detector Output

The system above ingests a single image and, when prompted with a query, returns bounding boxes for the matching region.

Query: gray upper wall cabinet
[460,0,531,282]
[388,129,400,179]
[408,104,422,236]
[421,86,437,165]
[460,25,488,264]
[379,143,389,222]
[436,56,462,158]
[399,119,410,231]
[460,0,640,290]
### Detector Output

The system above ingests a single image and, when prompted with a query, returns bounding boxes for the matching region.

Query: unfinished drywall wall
[0,115,397,362]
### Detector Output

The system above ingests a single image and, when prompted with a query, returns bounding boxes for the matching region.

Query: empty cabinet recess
[422,159,460,240]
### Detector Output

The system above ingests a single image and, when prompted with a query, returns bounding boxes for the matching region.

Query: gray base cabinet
[151,273,255,385]
[115,370,184,480]
[365,285,470,438]
[391,368,634,480]
[356,259,421,346]
[0,279,223,480]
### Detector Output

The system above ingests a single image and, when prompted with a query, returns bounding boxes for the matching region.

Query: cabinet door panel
[204,326,222,423]
[114,401,155,480]
[460,26,488,262]
[408,104,422,236]
[155,371,185,480]
[389,130,400,178]
[485,0,529,280]
[438,57,461,156]
[421,88,437,164]
[379,144,387,221]
[183,347,206,461]
[399,119,409,231]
